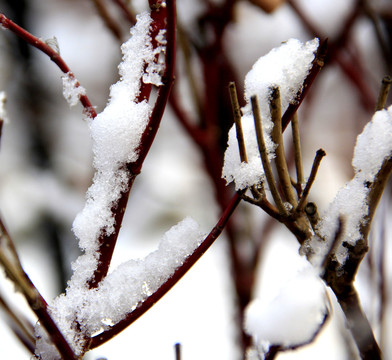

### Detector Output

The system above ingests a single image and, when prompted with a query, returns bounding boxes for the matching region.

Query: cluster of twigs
[231,71,391,359]
[0,0,391,359]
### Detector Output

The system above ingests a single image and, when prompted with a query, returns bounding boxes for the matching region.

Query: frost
[62,72,86,107]
[222,38,319,190]
[143,29,167,86]
[45,36,60,54]
[244,256,328,354]
[310,106,392,267]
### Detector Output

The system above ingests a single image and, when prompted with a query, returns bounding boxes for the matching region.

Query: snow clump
[62,72,86,107]
[222,38,319,190]
[36,217,204,358]
[309,106,392,267]
[244,256,329,356]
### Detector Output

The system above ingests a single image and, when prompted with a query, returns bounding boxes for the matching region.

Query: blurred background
[0,0,391,359]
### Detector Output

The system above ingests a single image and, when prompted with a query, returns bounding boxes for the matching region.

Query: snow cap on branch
[310,106,392,266]
[222,38,319,190]
[38,217,204,358]
[36,11,172,358]
[62,72,86,107]
[72,11,159,265]
[244,256,328,356]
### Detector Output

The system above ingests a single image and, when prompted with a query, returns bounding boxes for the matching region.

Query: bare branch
[296,149,326,212]
[270,87,297,207]
[0,223,77,359]
[375,75,392,111]
[229,82,248,163]
[291,112,304,192]
[251,95,288,216]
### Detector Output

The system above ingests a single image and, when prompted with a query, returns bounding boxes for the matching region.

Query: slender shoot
[175,343,182,360]
[291,112,304,193]
[270,87,297,207]
[251,95,288,216]
[375,75,392,111]
[229,82,248,163]
[297,149,326,212]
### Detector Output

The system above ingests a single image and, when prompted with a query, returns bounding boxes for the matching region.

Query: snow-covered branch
[222,37,388,359]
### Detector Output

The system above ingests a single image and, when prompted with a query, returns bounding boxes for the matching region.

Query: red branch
[87,0,177,289]
[0,13,97,119]
[28,283,78,359]
[111,0,137,25]
[89,191,243,349]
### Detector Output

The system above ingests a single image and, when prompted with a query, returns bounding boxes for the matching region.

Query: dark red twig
[87,0,176,289]
[111,0,136,24]
[31,288,78,359]
[0,13,97,119]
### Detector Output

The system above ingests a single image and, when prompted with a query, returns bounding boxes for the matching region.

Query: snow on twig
[0,13,97,118]
[222,38,319,191]
[308,106,392,268]
[34,10,175,358]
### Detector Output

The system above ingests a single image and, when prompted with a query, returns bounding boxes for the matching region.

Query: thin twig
[0,92,5,141]
[91,0,123,41]
[270,87,297,207]
[287,0,376,112]
[0,294,35,353]
[0,217,21,266]
[291,112,304,193]
[0,243,77,358]
[175,343,181,360]
[178,24,203,121]
[375,75,392,111]
[296,149,326,212]
[111,0,136,24]
[251,95,288,216]
[229,82,248,163]
[0,13,97,118]
[363,0,392,74]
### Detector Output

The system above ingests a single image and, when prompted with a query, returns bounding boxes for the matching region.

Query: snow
[36,217,204,358]
[0,90,7,122]
[352,107,392,179]
[34,11,176,358]
[309,106,392,266]
[244,255,328,355]
[222,38,319,190]
[72,10,156,274]
[61,72,86,107]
